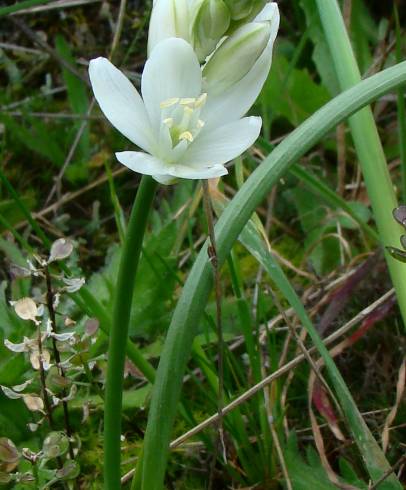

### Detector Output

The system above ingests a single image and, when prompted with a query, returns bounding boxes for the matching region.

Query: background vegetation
[0,0,405,488]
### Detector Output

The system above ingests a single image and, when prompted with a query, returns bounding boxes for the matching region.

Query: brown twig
[36,321,54,428]
[44,267,75,461]
[10,17,89,85]
[368,454,406,490]
[202,180,227,486]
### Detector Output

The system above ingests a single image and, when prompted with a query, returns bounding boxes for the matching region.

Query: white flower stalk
[89,38,266,184]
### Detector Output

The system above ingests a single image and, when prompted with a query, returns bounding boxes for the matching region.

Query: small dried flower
[12,298,39,323]
[48,238,74,263]
[23,395,44,412]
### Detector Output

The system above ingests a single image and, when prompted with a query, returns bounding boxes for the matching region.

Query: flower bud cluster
[149,0,280,72]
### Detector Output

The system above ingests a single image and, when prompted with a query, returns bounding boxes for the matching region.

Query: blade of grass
[314,0,406,326]
[138,62,406,490]
[0,0,54,17]
[394,6,406,202]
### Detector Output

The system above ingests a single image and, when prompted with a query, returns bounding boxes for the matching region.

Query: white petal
[202,4,279,128]
[168,164,228,180]
[89,58,155,153]
[148,0,190,56]
[152,174,178,185]
[141,38,202,132]
[116,151,169,176]
[1,386,23,400]
[4,338,28,353]
[181,117,262,166]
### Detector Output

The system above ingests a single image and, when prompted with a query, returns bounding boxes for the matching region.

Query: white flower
[89,38,266,184]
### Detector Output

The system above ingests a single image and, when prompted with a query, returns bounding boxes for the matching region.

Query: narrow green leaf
[0,0,54,17]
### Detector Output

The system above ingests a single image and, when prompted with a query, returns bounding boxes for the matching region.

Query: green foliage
[1,114,65,168]
[55,34,90,181]
[264,54,330,125]
[87,220,178,337]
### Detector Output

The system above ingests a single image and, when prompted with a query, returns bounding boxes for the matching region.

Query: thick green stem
[104,175,157,489]
[314,0,406,325]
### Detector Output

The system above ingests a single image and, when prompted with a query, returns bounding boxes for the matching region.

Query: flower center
[159,93,207,148]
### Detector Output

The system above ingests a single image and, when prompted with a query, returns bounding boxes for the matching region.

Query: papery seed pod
[62,277,85,293]
[12,298,38,323]
[48,238,74,263]
[393,205,406,228]
[43,432,69,459]
[56,460,80,480]
[84,318,99,337]
[0,438,19,464]
[46,367,71,393]
[9,263,31,279]
[23,395,44,412]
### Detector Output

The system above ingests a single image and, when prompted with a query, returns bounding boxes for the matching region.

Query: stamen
[163,117,174,128]
[195,93,207,108]
[179,131,194,142]
[183,106,194,116]
[180,97,196,105]
[160,97,180,109]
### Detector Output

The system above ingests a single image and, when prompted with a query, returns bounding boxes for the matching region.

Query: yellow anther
[180,97,196,105]
[183,106,194,116]
[195,93,207,108]
[160,97,180,109]
[197,119,205,129]
[179,131,194,142]
[163,117,174,127]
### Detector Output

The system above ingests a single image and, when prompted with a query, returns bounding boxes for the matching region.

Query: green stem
[104,175,157,489]
[314,0,406,326]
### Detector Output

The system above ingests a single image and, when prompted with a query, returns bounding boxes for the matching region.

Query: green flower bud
[224,0,265,21]
[203,21,271,93]
[192,0,231,61]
